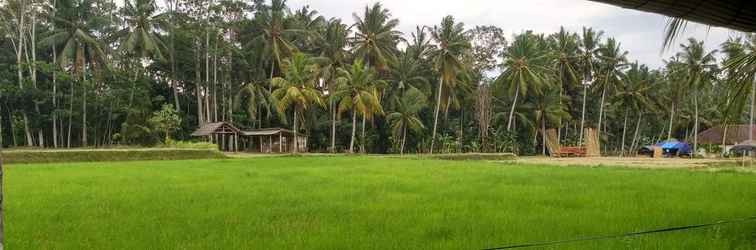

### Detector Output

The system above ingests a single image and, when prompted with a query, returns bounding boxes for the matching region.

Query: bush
[2,148,226,164]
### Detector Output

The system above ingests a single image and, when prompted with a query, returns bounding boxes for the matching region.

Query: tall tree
[497,31,548,132]
[595,37,628,138]
[350,2,402,70]
[677,38,717,156]
[614,62,653,156]
[577,27,603,144]
[387,87,426,155]
[428,15,469,154]
[333,59,384,153]
[252,0,298,92]
[270,53,324,153]
[116,0,169,107]
[41,0,110,147]
[314,18,349,153]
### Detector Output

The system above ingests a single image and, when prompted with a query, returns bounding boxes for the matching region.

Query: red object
[559,147,586,157]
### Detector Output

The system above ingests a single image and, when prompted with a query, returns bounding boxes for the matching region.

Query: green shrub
[2,148,226,164]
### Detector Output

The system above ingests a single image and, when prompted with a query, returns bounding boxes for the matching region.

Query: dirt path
[506,156,745,169]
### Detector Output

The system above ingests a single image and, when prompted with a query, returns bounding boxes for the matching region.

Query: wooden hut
[190,122,241,152]
[243,128,307,153]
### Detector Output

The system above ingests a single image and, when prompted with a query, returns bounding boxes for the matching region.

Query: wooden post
[269,135,272,153]
[234,133,238,152]
[279,132,283,153]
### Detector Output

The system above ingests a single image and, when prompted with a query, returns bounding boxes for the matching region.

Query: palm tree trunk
[667,102,675,140]
[195,42,204,125]
[401,123,407,155]
[82,67,88,147]
[620,109,629,157]
[361,115,366,153]
[269,60,275,94]
[693,91,699,156]
[597,84,607,139]
[430,77,444,154]
[507,84,520,131]
[213,44,218,122]
[170,0,180,109]
[293,109,298,154]
[15,8,33,147]
[330,99,336,153]
[541,116,546,155]
[579,84,588,145]
[67,71,74,148]
[749,75,755,144]
[52,33,58,148]
[630,112,643,155]
[349,111,357,153]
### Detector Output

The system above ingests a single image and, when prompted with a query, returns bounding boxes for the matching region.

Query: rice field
[5,156,756,249]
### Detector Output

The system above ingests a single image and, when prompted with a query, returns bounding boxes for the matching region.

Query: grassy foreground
[5,156,756,249]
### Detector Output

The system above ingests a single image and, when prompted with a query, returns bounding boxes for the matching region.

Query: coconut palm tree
[614,62,653,156]
[388,51,430,108]
[677,38,717,156]
[548,27,580,140]
[595,37,628,136]
[314,18,349,153]
[270,53,324,153]
[497,31,549,132]
[387,88,427,155]
[41,0,110,147]
[235,82,271,129]
[115,0,169,107]
[577,27,603,144]
[522,87,570,155]
[722,35,756,144]
[350,2,402,70]
[332,59,385,153]
[252,0,299,91]
[427,15,470,154]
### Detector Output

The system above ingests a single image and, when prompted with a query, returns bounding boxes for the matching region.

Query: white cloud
[287,0,743,68]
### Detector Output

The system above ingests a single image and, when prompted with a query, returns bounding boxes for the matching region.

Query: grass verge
[1,148,226,164]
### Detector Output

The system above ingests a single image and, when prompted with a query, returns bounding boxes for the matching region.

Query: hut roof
[191,122,241,136]
[697,124,756,145]
[589,0,756,32]
[241,128,299,136]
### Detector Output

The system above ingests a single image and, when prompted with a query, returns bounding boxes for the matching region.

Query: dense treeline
[1,0,755,155]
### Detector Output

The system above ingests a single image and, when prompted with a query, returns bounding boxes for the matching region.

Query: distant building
[191,122,307,153]
[697,125,756,151]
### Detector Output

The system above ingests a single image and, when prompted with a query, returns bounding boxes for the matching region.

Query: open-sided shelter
[190,122,241,152]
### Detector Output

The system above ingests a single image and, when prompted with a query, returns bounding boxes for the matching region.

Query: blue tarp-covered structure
[654,140,691,156]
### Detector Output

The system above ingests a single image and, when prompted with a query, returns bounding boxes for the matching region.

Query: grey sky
[286,0,743,69]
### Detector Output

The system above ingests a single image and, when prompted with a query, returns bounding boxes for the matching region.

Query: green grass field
[5,156,756,249]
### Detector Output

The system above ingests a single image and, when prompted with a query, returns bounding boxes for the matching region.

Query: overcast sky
[286,0,743,69]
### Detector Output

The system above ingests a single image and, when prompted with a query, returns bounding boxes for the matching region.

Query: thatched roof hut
[190,122,241,137]
[589,0,756,32]
[697,124,756,145]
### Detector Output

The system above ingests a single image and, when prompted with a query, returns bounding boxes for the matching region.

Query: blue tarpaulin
[647,139,691,156]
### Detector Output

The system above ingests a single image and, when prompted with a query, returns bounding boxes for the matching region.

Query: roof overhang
[589,0,756,32]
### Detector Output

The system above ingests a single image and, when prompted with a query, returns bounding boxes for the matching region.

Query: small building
[243,128,307,153]
[697,124,756,151]
[190,123,307,153]
[191,122,241,152]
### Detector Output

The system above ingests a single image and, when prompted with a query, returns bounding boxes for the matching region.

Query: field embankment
[1,148,227,164]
